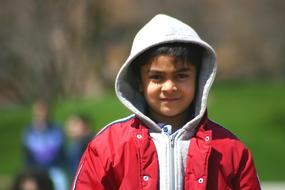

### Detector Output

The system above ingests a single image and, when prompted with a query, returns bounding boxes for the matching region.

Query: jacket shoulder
[206,119,248,152]
[207,119,240,141]
[89,115,137,148]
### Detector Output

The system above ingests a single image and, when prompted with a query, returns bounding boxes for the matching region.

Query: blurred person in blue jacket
[64,114,93,179]
[22,100,68,190]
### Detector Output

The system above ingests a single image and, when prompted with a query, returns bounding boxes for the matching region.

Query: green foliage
[0,81,284,183]
[53,93,131,131]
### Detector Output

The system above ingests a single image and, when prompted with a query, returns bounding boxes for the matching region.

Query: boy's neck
[148,109,192,133]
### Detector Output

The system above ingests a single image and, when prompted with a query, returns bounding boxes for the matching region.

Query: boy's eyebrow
[147,69,162,73]
[147,67,192,73]
[175,67,191,73]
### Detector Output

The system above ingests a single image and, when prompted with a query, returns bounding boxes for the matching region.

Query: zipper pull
[161,124,172,135]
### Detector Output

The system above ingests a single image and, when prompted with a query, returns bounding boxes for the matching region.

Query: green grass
[0,80,284,188]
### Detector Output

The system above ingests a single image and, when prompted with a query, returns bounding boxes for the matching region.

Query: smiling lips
[160,97,180,102]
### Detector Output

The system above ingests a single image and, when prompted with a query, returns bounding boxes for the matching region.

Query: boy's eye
[176,73,189,79]
[149,74,162,80]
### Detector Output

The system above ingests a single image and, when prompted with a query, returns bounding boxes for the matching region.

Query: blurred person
[10,168,54,190]
[72,14,261,189]
[64,114,93,178]
[22,100,68,190]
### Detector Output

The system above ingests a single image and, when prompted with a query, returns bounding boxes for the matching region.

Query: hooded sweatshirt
[72,14,261,190]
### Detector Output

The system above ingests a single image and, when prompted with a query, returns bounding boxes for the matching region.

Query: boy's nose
[161,80,177,92]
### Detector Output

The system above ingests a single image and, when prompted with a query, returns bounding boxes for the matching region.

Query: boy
[72,14,261,190]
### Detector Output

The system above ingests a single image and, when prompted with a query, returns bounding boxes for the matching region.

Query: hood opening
[115,14,217,132]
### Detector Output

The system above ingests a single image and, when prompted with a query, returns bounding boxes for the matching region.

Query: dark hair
[131,42,203,77]
[10,168,54,190]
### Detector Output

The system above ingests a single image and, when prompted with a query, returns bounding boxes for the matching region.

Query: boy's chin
[160,110,186,118]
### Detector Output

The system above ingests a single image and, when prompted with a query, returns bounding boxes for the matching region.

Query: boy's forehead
[143,55,195,71]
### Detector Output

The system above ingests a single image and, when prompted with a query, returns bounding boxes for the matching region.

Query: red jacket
[72,114,261,190]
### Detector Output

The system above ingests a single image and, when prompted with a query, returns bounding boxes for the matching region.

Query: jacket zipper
[169,135,175,190]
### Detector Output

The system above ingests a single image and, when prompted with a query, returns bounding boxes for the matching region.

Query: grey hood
[115,14,217,134]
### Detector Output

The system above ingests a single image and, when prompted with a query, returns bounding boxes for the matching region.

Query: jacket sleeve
[233,147,261,190]
[71,144,113,190]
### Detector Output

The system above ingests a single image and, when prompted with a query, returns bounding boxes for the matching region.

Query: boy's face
[140,55,196,123]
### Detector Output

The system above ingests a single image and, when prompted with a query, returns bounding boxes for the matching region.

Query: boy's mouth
[160,97,180,102]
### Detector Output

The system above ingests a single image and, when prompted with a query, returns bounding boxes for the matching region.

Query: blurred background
[0,0,284,189]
